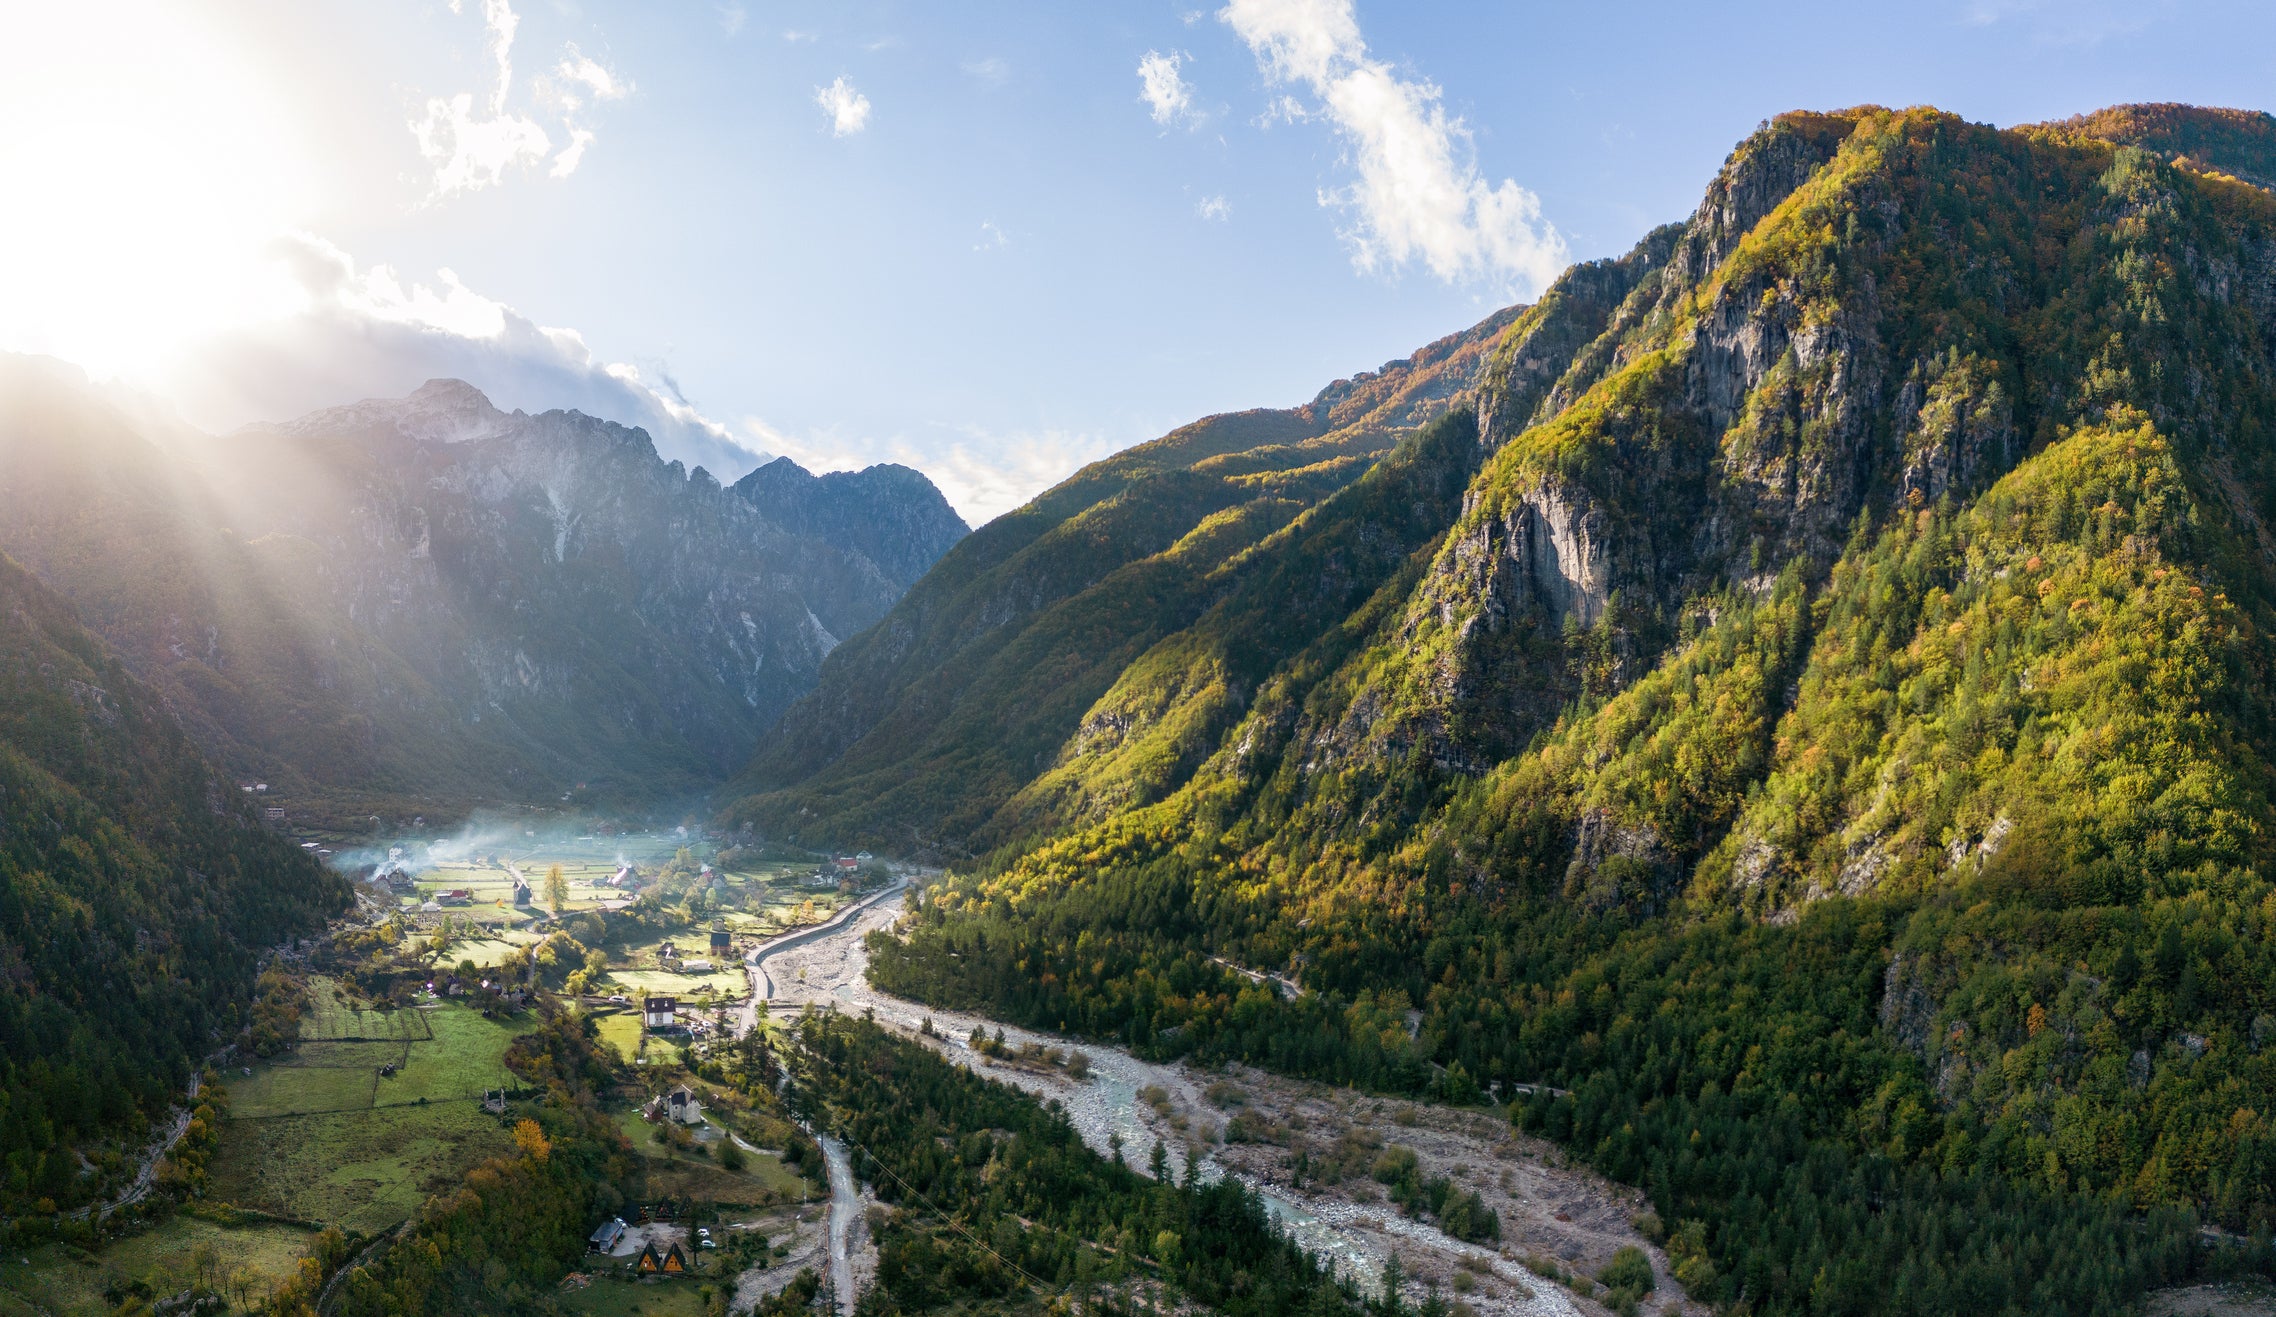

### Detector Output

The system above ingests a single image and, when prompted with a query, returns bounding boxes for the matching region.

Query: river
[738,884,1618,1317]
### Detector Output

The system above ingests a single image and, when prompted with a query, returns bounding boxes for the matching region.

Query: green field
[614,1110,808,1204]
[556,1275,716,1316]
[610,967,741,999]
[456,935,538,966]
[209,1104,515,1234]
[0,1215,317,1316]
[210,980,535,1231]
[300,979,433,1041]
[594,1010,646,1064]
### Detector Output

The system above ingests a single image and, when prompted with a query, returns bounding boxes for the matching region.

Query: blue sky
[2,1,2272,520]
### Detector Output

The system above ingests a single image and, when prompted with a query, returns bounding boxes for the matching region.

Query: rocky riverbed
[747,892,1702,1317]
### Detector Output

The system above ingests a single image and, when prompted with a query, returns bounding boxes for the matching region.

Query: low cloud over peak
[161,233,768,481]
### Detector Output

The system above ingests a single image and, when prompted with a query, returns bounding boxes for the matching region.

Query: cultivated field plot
[446,934,539,967]
[0,1215,318,1316]
[229,1045,393,1119]
[300,979,433,1041]
[208,1104,514,1235]
[593,1009,645,1064]
[212,980,537,1230]
[556,1276,713,1317]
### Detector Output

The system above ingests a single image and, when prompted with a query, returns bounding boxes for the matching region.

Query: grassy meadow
[207,979,533,1231]
[0,1215,317,1316]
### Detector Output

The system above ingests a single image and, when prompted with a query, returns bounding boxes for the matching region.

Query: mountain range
[737,102,2276,1309]
[0,366,967,821]
[5,95,2276,1313]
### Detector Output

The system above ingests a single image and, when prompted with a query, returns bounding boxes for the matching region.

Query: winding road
[734,880,906,1316]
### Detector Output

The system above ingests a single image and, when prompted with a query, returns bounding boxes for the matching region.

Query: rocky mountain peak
[258,376,518,446]
[732,457,969,590]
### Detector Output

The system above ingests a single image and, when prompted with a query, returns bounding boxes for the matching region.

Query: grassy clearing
[595,1011,646,1064]
[301,979,431,1041]
[609,967,741,1000]
[377,1007,533,1106]
[556,1275,715,1316]
[446,936,534,968]
[229,1048,387,1119]
[213,985,536,1232]
[613,1110,809,1204]
[0,1216,316,1315]
[209,1103,514,1235]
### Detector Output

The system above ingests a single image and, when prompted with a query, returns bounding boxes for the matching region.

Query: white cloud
[411,91,551,197]
[555,47,628,103]
[742,416,1117,525]
[1196,194,1231,221]
[716,3,747,36]
[410,0,628,197]
[974,220,1010,251]
[550,128,596,178]
[159,233,767,481]
[543,44,629,178]
[1137,49,1197,127]
[1218,0,1565,293]
[816,76,872,136]
[962,56,1010,86]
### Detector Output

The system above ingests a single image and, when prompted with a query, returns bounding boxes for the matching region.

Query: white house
[643,996,677,1029]
[666,1085,703,1126]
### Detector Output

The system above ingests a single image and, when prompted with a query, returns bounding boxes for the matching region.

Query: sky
[1,1,2272,522]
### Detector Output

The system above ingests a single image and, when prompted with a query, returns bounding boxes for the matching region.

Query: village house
[438,889,473,907]
[512,877,532,905]
[635,1242,689,1275]
[709,929,732,957]
[587,1218,627,1253]
[643,996,677,1029]
[640,1085,705,1125]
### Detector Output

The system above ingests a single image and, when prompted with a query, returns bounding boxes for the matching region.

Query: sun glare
[0,3,311,379]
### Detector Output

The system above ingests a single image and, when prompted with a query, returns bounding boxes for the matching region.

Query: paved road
[733,881,905,1315]
[738,880,909,1031]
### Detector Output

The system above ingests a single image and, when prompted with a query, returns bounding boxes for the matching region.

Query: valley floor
[748,893,1701,1317]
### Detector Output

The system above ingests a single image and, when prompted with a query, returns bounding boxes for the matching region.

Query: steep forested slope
[721,305,1568,850]
[0,367,965,818]
[0,554,347,1217]
[849,105,2276,1313]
